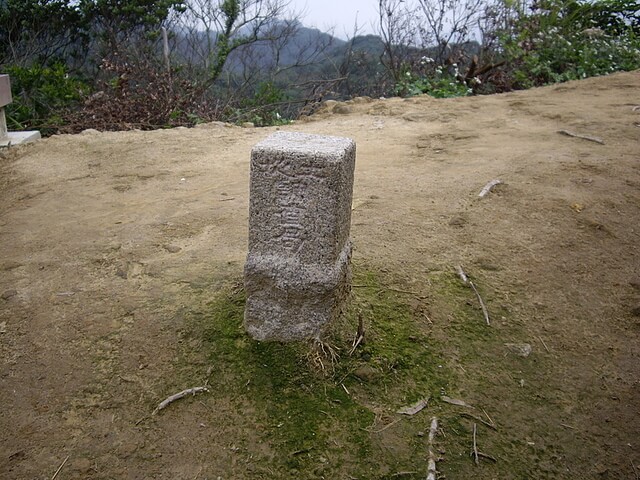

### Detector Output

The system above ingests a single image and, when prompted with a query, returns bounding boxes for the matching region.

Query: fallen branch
[460,412,497,430]
[456,266,490,325]
[455,265,469,284]
[471,422,498,465]
[291,447,313,456]
[557,129,605,145]
[470,282,490,326]
[478,452,497,462]
[51,455,69,480]
[472,423,479,465]
[478,179,502,198]
[153,386,209,415]
[427,417,439,480]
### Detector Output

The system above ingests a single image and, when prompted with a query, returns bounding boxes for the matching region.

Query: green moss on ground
[172,269,454,478]
[168,266,562,479]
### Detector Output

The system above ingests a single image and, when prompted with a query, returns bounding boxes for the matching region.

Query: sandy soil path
[1,71,639,479]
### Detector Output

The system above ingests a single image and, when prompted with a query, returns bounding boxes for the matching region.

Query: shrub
[500,0,640,88]
[395,62,472,98]
[3,63,87,134]
[232,81,291,127]
[59,58,212,133]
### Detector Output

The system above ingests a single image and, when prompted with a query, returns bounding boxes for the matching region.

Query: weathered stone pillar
[244,131,356,341]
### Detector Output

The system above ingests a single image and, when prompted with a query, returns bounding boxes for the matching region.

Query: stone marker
[0,75,41,146]
[244,131,356,341]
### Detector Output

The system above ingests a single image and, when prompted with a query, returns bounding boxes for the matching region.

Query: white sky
[288,0,379,38]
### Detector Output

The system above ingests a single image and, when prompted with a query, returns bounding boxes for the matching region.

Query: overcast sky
[289,0,379,38]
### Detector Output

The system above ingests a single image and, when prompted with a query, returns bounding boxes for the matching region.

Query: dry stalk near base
[456,266,491,325]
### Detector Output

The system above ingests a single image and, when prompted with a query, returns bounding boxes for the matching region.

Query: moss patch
[172,269,454,478]
[164,266,571,479]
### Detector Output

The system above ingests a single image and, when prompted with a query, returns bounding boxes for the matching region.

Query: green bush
[395,64,472,99]
[501,0,640,88]
[234,81,291,127]
[3,63,88,134]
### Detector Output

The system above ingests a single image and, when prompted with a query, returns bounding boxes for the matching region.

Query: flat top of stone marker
[253,131,354,157]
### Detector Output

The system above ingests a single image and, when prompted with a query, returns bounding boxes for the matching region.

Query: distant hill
[169,21,480,102]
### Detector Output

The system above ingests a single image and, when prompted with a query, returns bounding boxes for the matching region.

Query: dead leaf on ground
[397,397,430,415]
[441,395,474,408]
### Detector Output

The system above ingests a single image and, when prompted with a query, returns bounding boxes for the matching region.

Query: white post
[0,108,7,141]
[0,75,11,141]
[0,74,41,146]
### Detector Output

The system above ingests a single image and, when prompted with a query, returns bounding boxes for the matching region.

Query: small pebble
[1,289,17,300]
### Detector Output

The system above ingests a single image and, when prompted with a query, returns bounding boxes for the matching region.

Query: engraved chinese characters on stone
[251,155,330,257]
[244,132,356,341]
[275,176,306,252]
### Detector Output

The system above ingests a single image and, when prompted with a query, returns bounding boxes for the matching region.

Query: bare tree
[377,0,422,82]
[416,0,485,64]
[168,0,344,123]
[375,0,518,95]
[171,0,297,91]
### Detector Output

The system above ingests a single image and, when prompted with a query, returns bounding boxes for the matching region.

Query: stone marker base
[244,243,352,341]
[0,130,41,147]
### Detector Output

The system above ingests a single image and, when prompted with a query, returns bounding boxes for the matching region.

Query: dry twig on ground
[349,313,365,356]
[153,386,209,415]
[456,266,490,325]
[469,421,497,465]
[472,423,480,465]
[51,455,69,480]
[460,412,497,430]
[557,129,605,145]
[538,336,550,352]
[441,395,474,408]
[478,179,502,198]
[427,417,439,480]
[365,415,401,434]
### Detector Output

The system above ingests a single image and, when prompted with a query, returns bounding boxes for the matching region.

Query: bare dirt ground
[1,71,639,479]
